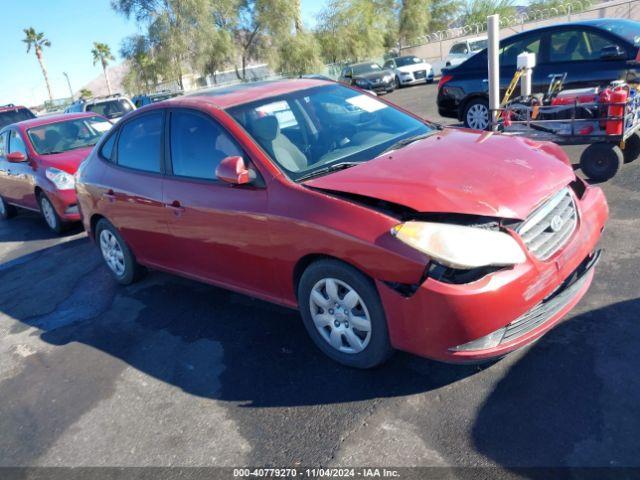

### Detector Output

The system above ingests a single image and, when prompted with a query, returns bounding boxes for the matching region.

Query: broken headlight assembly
[391,221,526,280]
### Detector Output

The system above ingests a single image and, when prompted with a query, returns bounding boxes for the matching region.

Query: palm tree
[92,42,115,95]
[22,27,53,102]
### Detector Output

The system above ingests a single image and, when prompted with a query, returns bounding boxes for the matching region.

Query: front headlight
[391,221,526,269]
[45,167,75,190]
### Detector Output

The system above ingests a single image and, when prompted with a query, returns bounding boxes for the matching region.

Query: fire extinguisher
[606,86,628,135]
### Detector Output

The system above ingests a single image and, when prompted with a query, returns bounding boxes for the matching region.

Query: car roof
[10,112,105,130]
[174,78,331,109]
[506,18,637,39]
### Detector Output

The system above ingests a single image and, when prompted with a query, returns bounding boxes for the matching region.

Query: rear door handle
[102,190,116,203]
[165,200,185,216]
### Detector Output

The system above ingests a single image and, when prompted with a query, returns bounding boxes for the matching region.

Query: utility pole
[63,72,74,100]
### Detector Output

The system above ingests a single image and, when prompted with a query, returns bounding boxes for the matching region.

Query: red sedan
[75,79,608,368]
[0,112,111,232]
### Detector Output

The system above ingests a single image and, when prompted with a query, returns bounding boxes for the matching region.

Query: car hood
[397,63,431,73]
[304,128,575,220]
[354,71,392,81]
[39,146,94,174]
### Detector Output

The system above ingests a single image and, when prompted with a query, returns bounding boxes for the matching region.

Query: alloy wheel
[309,277,372,354]
[466,103,489,130]
[100,229,126,277]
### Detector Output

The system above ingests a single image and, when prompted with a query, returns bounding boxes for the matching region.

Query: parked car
[0,104,36,129]
[132,91,182,108]
[438,19,640,130]
[0,112,112,232]
[338,62,395,94]
[444,36,488,68]
[383,55,434,87]
[76,79,608,368]
[65,94,136,121]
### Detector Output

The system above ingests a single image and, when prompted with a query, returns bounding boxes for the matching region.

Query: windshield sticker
[346,95,388,113]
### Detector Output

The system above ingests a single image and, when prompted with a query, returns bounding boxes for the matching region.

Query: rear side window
[450,43,468,55]
[100,131,117,161]
[169,111,243,180]
[0,132,7,156]
[500,37,541,66]
[116,112,163,173]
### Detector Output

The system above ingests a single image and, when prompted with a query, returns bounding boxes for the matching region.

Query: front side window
[169,111,243,180]
[8,130,27,155]
[469,39,488,52]
[116,112,162,173]
[228,84,432,180]
[549,30,616,62]
[27,116,112,155]
[87,99,134,119]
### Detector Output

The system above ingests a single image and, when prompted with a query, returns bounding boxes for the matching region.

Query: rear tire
[95,218,145,285]
[580,143,623,182]
[38,192,65,233]
[297,260,394,368]
[0,195,17,220]
[623,132,640,163]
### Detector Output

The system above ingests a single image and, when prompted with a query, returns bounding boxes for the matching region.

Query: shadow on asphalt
[0,237,482,411]
[472,297,640,471]
[0,210,84,242]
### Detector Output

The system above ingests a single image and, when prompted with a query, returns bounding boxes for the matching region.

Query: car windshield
[0,108,35,129]
[27,116,112,155]
[395,56,422,66]
[469,39,488,51]
[227,84,433,181]
[591,19,640,45]
[352,63,382,74]
[86,99,133,119]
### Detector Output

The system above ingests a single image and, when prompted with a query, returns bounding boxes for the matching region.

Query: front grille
[517,187,578,261]
[500,251,599,345]
[414,70,426,79]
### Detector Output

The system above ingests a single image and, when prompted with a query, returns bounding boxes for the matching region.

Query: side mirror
[344,73,352,79]
[216,156,252,185]
[7,151,27,163]
[600,44,626,60]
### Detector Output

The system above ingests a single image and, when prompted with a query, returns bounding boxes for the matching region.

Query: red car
[75,79,608,368]
[0,112,111,232]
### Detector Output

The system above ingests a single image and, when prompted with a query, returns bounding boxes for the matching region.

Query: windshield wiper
[297,161,361,182]
[379,131,436,156]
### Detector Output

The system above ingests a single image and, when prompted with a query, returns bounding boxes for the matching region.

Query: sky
[0,0,328,107]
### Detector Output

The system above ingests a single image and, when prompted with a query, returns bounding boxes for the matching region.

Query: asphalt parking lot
[1,83,639,475]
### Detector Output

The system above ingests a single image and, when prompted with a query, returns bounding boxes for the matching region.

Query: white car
[383,56,434,87]
[444,37,488,68]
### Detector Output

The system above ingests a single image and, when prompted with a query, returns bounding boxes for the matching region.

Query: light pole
[63,72,74,100]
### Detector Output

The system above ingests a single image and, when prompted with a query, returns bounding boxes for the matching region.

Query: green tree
[316,0,394,64]
[429,0,464,31]
[22,27,53,102]
[462,0,516,27]
[92,42,115,95]
[79,88,93,99]
[277,31,323,76]
[120,34,158,94]
[398,0,431,49]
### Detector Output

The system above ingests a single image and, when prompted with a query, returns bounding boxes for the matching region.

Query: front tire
[623,132,640,163]
[297,260,394,368]
[394,76,401,89]
[38,192,65,233]
[96,219,145,285]
[463,98,490,130]
[0,195,17,220]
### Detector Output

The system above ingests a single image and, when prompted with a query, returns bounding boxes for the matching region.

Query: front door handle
[102,190,116,203]
[165,200,185,216]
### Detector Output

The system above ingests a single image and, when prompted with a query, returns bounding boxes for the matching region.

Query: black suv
[438,19,640,130]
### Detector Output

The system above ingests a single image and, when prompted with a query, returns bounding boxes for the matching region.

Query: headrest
[251,115,279,141]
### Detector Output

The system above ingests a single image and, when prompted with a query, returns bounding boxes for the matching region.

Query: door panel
[4,130,37,207]
[162,109,273,296]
